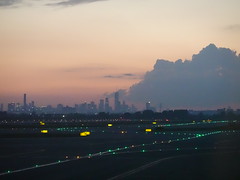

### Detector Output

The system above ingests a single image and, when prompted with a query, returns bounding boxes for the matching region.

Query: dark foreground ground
[0,121,240,180]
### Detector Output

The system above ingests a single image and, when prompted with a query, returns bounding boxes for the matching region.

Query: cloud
[47,0,107,6]
[125,44,240,109]
[0,0,21,7]
[0,0,107,7]
[123,73,135,76]
[225,24,240,31]
[104,75,122,78]
[103,73,141,79]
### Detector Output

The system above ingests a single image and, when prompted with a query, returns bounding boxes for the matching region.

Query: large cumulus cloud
[0,0,20,7]
[126,44,240,109]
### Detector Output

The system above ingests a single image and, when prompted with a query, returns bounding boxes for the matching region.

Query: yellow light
[40,121,45,126]
[145,129,152,132]
[85,131,91,135]
[77,156,80,159]
[80,131,91,136]
[80,132,87,136]
[152,122,157,124]
[108,124,113,127]
[41,130,48,133]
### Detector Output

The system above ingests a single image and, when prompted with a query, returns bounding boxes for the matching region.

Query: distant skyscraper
[8,103,16,113]
[146,101,151,110]
[114,92,121,112]
[0,104,3,112]
[105,98,110,112]
[99,99,104,112]
[24,93,27,107]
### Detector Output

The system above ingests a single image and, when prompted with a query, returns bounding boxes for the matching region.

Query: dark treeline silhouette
[0,110,240,122]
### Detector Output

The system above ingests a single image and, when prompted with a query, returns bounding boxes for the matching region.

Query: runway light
[41,130,48,133]
[77,156,80,159]
[85,131,91,135]
[152,122,157,124]
[108,124,113,127]
[145,129,152,132]
[40,121,45,126]
[80,131,90,136]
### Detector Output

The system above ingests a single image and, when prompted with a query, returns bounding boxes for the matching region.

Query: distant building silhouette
[104,98,110,112]
[145,101,156,112]
[8,103,16,113]
[146,101,151,110]
[98,99,104,112]
[114,92,121,112]
[0,104,3,112]
[23,93,27,111]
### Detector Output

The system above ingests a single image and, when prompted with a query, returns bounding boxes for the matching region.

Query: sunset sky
[0,0,240,107]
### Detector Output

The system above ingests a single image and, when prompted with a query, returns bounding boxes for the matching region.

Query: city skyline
[2,92,239,114]
[1,0,240,109]
[4,92,139,113]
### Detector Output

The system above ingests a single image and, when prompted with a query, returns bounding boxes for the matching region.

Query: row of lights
[3,130,238,176]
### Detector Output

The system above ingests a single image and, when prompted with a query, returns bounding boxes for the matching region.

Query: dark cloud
[123,73,135,76]
[103,73,140,79]
[47,0,107,6]
[104,75,122,78]
[0,0,21,7]
[125,44,240,109]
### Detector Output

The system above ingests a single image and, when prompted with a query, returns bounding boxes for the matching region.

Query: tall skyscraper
[146,101,151,110]
[0,104,3,112]
[23,93,27,112]
[114,92,121,112]
[105,98,110,112]
[24,93,27,108]
[98,99,104,112]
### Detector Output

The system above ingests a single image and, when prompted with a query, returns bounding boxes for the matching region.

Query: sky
[0,0,240,109]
